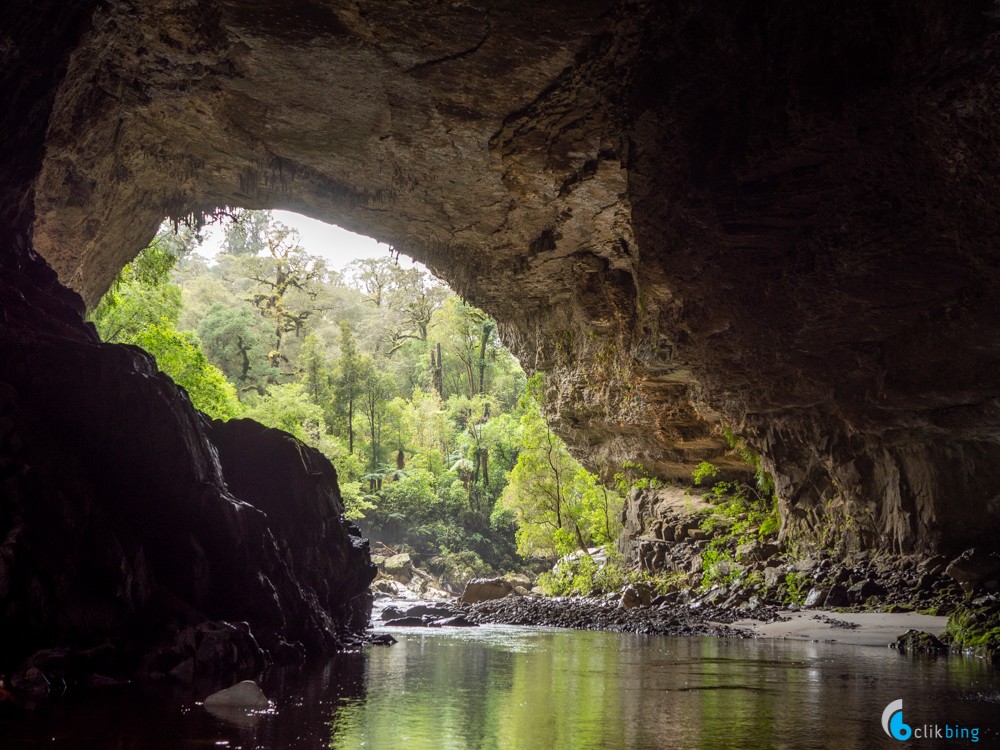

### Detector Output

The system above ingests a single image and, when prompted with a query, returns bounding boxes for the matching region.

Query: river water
[3,624,998,749]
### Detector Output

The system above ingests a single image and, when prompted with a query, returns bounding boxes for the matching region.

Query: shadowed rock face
[0,250,375,673]
[3,0,1000,574]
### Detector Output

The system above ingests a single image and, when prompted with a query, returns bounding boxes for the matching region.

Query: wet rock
[367,633,397,646]
[893,629,947,654]
[143,621,265,683]
[204,680,269,709]
[381,603,457,621]
[428,615,477,628]
[459,578,514,605]
[381,616,426,627]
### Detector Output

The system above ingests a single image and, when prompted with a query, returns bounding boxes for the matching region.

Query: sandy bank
[729,609,949,647]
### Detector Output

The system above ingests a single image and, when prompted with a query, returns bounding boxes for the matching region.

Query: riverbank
[728,609,949,647]
[375,592,947,651]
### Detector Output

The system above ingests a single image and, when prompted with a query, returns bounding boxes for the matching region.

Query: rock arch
[4,0,1000,573]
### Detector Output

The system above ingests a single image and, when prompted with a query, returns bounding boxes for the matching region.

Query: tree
[245,382,326,443]
[196,303,274,392]
[497,374,621,557]
[299,333,333,422]
[430,298,504,398]
[346,257,398,308]
[89,236,240,421]
[240,221,326,370]
[132,324,243,420]
[362,368,396,475]
[89,237,181,342]
[383,267,448,353]
[222,209,272,256]
[333,322,366,455]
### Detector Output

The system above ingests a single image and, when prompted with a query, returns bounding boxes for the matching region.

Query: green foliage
[945,604,1000,662]
[131,324,242,421]
[783,572,809,605]
[245,382,325,442]
[92,215,628,578]
[537,547,688,598]
[700,548,739,589]
[89,238,240,420]
[497,374,624,558]
[537,555,600,596]
[613,461,664,495]
[89,238,182,342]
[692,461,719,487]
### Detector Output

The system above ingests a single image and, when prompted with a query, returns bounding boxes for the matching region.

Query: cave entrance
[89,209,623,596]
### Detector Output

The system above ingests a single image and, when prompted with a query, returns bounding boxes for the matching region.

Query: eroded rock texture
[4,0,1000,573]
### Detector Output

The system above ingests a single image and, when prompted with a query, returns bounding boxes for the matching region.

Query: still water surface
[3,624,998,749]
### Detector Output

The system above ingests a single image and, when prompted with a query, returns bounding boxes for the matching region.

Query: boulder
[803,587,829,609]
[763,566,784,588]
[824,585,850,607]
[381,616,426,627]
[381,603,456,621]
[459,578,514,605]
[893,629,947,654]
[847,579,887,605]
[945,549,1000,592]
[382,553,413,583]
[204,680,269,709]
[428,615,478,628]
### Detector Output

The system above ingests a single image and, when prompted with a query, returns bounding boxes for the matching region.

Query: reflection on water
[333,627,1000,750]
[2,626,998,749]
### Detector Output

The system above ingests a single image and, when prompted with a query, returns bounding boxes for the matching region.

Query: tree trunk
[431,342,444,397]
[347,397,354,454]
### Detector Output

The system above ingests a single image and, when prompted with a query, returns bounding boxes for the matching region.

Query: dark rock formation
[3,0,1000,623]
[0,242,374,681]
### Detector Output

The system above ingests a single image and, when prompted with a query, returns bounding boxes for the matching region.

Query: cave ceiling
[10,0,1000,552]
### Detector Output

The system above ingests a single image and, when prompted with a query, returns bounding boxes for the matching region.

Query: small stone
[204,680,269,709]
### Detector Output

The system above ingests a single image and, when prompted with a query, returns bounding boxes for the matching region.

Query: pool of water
[3,625,998,749]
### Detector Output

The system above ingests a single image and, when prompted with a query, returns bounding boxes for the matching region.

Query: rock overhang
[6,0,1000,554]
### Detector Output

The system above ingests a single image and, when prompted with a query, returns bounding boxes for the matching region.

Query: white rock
[204,680,269,709]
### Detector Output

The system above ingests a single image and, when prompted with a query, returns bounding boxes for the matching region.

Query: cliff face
[2,0,1000,641]
[0,247,374,676]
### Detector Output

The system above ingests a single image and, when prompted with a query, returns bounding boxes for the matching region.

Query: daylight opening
[89,210,624,595]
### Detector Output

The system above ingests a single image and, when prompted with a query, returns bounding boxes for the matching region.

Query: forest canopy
[89,211,623,583]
